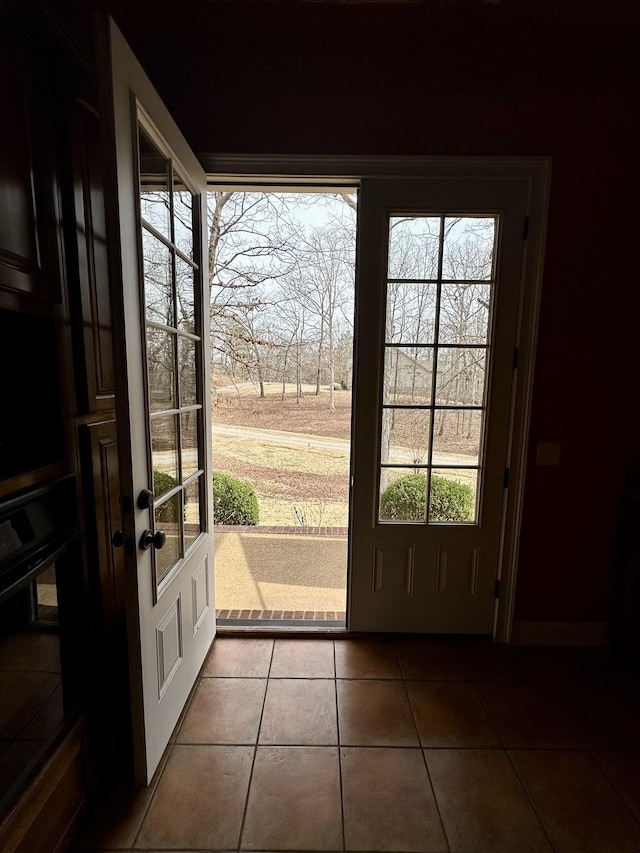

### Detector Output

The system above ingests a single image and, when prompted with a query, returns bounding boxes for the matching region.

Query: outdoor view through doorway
[209,189,357,627]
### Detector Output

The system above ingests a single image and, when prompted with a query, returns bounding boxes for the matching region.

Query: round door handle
[137,489,155,510]
[140,529,167,550]
[112,530,124,548]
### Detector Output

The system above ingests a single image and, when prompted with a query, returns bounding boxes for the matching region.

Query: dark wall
[65,0,640,623]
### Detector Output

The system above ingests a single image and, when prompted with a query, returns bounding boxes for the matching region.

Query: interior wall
[68,0,640,623]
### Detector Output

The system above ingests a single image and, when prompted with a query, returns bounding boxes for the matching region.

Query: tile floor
[72,635,640,853]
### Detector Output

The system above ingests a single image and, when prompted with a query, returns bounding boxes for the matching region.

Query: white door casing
[349,177,530,634]
[98,17,215,784]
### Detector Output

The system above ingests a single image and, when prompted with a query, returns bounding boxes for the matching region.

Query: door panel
[98,17,214,784]
[350,178,527,634]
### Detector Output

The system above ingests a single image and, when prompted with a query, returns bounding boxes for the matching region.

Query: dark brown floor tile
[135,745,253,849]
[342,747,447,852]
[335,638,401,679]
[201,638,273,677]
[270,639,335,678]
[456,639,545,681]
[63,778,155,850]
[511,749,640,853]
[592,751,640,820]
[407,681,500,747]
[426,748,553,853]
[476,681,583,748]
[241,746,342,851]
[395,637,468,680]
[568,681,640,750]
[177,678,266,744]
[337,679,418,746]
[259,679,337,745]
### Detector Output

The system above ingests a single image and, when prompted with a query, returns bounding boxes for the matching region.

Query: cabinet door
[83,420,130,757]
[69,99,115,413]
[0,35,61,302]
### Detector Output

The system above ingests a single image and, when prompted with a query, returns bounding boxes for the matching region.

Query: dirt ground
[213,387,353,440]
[211,382,481,526]
[212,386,351,525]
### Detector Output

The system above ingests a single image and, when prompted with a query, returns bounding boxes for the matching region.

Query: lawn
[212,384,351,526]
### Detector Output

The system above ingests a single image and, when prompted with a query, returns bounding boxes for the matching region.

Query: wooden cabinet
[82,420,131,764]
[0,29,63,304]
[0,3,129,847]
[68,98,116,413]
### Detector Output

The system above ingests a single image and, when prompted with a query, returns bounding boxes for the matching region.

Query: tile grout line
[235,638,275,853]
[396,641,451,853]
[334,640,347,852]
[587,749,640,829]
[471,679,559,853]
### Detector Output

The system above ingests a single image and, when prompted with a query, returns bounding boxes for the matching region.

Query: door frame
[203,155,551,642]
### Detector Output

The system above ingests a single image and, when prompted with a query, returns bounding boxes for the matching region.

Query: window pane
[442,217,495,281]
[142,229,173,327]
[388,216,440,279]
[435,347,486,406]
[173,170,194,260]
[430,469,478,524]
[379,467,427,523]
[439,283,491,345]
[178,336,197,406]
[151,414,178,483]
[432,409,483,467]
[386,282,437,344]
[383,346,433,405]
[176,256,196,333]
[181,410,200,480]
[155,492,181,584]
[381,409,431,466]
[184,476,202,551]
[138,130,170,240]
[147,328,176,412]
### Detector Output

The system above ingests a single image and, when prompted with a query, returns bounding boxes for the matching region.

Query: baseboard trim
[511,620,608,646]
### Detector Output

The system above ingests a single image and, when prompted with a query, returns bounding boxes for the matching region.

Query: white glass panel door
[98,17,214,784]
[350,178,528,634]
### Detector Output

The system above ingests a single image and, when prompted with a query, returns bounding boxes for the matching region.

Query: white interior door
[350,177,528,634]
[98,17,215,784]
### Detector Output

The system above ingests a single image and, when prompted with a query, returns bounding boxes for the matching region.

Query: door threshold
[216,619,347,635]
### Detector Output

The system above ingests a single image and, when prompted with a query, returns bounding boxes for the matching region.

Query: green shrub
[153,470,180,522]
[430,475,474,522]
[213,472,259,525]
[379,473,473,523]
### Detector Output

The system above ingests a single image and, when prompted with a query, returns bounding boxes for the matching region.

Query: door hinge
[503,468,510,488]
[523,216,530,240]
[494,578,501,599]
[513,347,519,369]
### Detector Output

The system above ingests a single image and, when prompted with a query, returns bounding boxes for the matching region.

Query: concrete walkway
[213,529,348,613]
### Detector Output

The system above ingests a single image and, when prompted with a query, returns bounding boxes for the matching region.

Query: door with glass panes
[98,18,214,784]
[350,178,528,633]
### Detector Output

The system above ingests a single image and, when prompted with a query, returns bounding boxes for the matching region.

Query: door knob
[137,489,155,509]
[140,529,167,550]
[112,530,124,548]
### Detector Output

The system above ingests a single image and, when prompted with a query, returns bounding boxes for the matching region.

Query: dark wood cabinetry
[0,27,63,303]
[0,3,129,847]
[68,99,115,413]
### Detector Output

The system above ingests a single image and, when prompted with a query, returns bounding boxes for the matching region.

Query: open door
[98,18,214,783]
[350,177,528,634]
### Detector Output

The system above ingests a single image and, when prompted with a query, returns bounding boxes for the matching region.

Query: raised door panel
[69,99,115,412]
[82,420,130,759]
[0,34,61,303]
